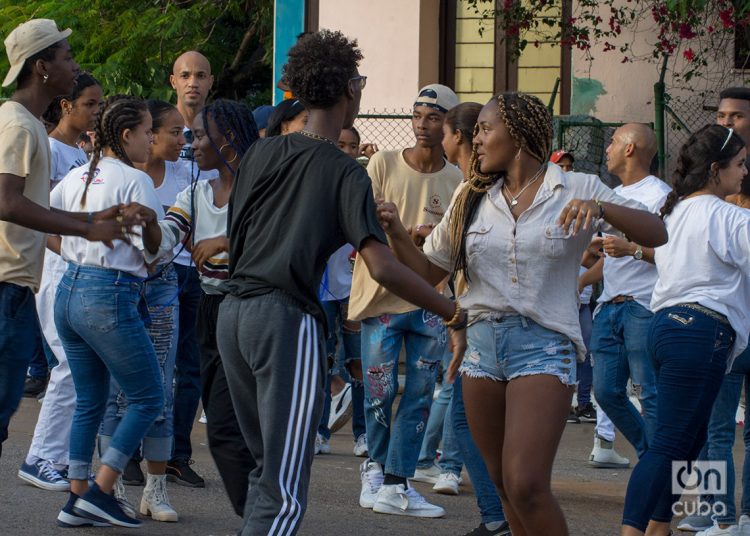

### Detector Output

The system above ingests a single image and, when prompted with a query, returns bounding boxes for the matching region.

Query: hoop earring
[220,143,238,164]
[42,74,48,84]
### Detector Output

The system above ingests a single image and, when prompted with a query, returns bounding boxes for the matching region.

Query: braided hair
[42,72,100,126]
[81,95,148,207]
[201,99,259,175]
[660,124,746,218]
[448,92,553,280]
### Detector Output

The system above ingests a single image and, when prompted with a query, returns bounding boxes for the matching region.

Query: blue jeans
[591,300,658,457]
[318,299,365,441]
[577,304,593,407]
[100,265,179,462]
[453,374,506,524]
[0,282,39,453]
[361,310,446,478]
[622,305,735,531]
[55,264,164,479]
[700,346,750,523]
[417,348,463,476]
[171,263,202,462]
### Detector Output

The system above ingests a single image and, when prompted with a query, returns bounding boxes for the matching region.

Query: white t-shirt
[152,160,194,266]
[49,138,87,188]
[651,195,750,367]
[319,244,355,302]
[597,175,671,311]
[53,157,164,277]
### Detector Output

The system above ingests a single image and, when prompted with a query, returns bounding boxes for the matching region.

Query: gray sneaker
[677,515,712,532]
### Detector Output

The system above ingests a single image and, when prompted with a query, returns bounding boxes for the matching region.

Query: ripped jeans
[460,315,577,386]
[361,309,446,478]
[99,264,179,462]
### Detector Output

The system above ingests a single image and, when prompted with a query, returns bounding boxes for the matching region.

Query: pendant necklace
[502,165,546,207]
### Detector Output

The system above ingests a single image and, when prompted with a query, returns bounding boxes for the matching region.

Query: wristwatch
[633,245,643,260]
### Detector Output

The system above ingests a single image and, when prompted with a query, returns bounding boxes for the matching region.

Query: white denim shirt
[424,163,644,362]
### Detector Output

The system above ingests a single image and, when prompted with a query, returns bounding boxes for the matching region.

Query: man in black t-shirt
[217,30,465,535]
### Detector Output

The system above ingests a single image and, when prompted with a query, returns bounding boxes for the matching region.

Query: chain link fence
[353,110,413,151]
[663,92,716,170]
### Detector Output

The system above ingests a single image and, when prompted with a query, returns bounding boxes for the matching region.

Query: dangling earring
[515,147,522,160]
[42,74,48,84]
[219,143,238,164]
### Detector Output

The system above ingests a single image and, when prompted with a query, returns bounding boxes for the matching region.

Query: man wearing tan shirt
[353,84,462,518]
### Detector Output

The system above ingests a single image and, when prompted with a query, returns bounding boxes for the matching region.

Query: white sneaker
[140,473,178,522]
[588,436,630,468]
[433,472,461,495]
[738,515,750,535]
[113,476,137,519]
[696,521,738,535]
[359,459,384,508]
[372,484,446,518]
[198,410,207,424]
[678,515,714,532]
[328,383,353,433]
[353,434,368,457]
[315,433,331,455]
[412,463,442,484]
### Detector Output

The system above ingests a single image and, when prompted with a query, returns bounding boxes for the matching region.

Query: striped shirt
[144,180,228,293]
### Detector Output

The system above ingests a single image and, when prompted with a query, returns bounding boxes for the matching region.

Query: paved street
[2,396,743,535]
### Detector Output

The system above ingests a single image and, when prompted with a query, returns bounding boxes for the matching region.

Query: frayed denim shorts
[460,315,577,386]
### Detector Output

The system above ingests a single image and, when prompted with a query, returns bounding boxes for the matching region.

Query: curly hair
[201,98,259,175]
[660,124,745,218]
[448,92,553,280]
[81,95,148,207]
[42,72,100,125]
[282,29,363,109]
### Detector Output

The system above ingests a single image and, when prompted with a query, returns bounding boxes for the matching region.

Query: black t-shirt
[226,132,388,328]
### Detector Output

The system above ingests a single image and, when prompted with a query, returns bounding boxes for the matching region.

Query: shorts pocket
[80,291,118,333]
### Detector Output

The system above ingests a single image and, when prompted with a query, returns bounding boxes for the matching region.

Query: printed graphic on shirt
[423,193,446,217]
[80,168,104,185]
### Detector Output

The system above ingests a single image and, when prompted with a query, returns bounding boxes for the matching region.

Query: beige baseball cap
[3,19,72,87]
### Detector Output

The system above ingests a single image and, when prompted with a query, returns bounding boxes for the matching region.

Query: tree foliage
[0,0,273,106]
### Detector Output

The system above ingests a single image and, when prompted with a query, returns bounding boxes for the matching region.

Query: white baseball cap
[3,19,72,87]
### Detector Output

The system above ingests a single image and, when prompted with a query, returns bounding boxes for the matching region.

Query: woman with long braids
[622,124,750,536]
[18,72,102,493]
[97,99,186,523]
[52,95,164,529]
[377,92,667,535]
[133,99,260,517]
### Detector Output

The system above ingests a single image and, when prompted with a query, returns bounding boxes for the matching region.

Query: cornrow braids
[660,123,745,218]
[81,95,148,207]
[448,92,553,280]
[201,99,259,176]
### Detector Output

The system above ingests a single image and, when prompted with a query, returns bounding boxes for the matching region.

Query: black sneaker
[73,482,142,528]
[566,407,580,423]
[577,402,597,423]
[462,521,511,535]
[23,375,47,398]
[57,492,111,528]
[166,459,205,488]
[122,458,144,486]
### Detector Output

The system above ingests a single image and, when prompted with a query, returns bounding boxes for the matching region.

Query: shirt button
[545,229,551,236]
[480,227,486,232]
[511,277,518,283]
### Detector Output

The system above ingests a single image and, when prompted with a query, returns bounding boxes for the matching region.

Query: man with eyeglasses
[216,31,466,535]
[350,83,462,518]
[675,88,750,536]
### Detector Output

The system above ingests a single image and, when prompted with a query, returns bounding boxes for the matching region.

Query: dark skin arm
[118,203,161,254]
[578,257,603,293]
[358,237,465,377]
[0,174,136,247]
[557,199,667,248]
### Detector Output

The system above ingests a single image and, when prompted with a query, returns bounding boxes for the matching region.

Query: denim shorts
[460,315,577,386]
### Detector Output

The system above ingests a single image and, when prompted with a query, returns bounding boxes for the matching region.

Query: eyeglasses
[349,75,367,91]
[721,127,734,151]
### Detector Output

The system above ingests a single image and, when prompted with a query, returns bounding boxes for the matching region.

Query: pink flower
[683,48,695,61]
[720,8,734,29]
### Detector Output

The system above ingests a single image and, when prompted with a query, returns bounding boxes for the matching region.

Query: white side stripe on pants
[270,315,319,536]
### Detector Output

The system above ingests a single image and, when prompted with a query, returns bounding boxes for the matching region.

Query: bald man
[585,123,671,468]
[160,50,215,490]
